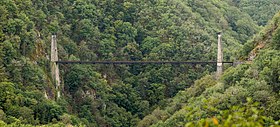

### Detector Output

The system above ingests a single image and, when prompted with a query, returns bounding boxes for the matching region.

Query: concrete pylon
[216,32,223,79]
[51,35,61,98]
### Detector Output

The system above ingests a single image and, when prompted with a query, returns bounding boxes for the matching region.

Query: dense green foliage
[0,0,279,126]
[141,12,280,127]
[227,0,280,26]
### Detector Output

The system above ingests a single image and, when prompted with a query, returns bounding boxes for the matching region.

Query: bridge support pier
[216,33,223,79]
[51,35,61,98]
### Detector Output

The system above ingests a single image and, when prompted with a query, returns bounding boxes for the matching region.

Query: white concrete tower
[51,35,61,98]
[216,32,223,78]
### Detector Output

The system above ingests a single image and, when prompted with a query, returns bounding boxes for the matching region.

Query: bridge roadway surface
[56,61,234,65]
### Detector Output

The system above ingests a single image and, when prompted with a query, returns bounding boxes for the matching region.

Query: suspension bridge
[56,61,234,65]
[50,33,236,98]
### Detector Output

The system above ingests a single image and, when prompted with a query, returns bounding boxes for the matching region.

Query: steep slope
[226,0,280,26]
[241,12,280,60]
[142,11,280,127]
[0,0,262,126]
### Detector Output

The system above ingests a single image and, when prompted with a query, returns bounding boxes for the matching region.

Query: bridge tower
[216,32,223,79]
[51,35,61,98]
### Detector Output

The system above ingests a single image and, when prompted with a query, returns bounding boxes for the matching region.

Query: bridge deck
[56,61,234,65]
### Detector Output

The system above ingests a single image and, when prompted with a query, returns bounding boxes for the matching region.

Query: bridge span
[56,61,234,65]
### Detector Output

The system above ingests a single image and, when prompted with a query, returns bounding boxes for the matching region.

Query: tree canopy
[0,0,279,126]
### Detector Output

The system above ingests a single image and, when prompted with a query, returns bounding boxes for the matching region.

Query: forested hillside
[226,0,280,26]
[142,12,280,127]
[0,0,279,126]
